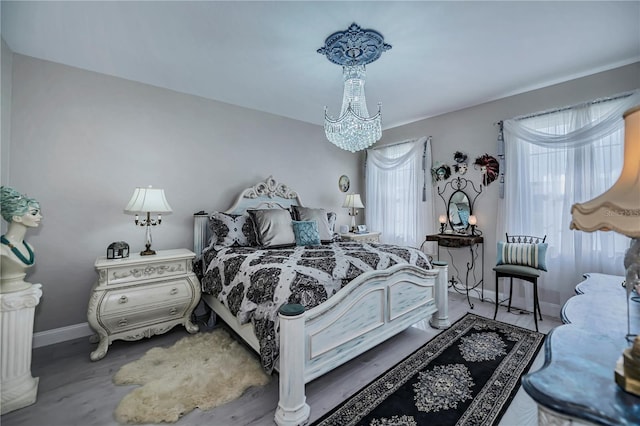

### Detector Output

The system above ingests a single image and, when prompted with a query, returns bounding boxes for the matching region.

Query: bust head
[0,186,41,226]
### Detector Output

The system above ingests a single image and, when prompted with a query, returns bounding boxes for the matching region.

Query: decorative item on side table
[468,215,479,236]
[340,231,381,243]
[107,241,129,259]
[124,186,172,256]
[0,186,43,414]
[570,104,640,396]
[438,214,447,234]
[343,193,365,232]
[317,23,391,152]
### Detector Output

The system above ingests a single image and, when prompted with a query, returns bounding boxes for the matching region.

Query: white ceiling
[2,1,639,129]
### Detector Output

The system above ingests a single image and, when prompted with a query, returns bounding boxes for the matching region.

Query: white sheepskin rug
[113,330,271,424]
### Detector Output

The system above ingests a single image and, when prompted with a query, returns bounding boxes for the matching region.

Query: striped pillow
[496,242,548,271]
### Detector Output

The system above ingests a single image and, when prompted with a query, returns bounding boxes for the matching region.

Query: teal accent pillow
[497,241,548,271]
[292,220,321,246]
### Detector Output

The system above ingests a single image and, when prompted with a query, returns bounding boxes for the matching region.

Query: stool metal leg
[494,274,500,320]
[507,277,514,312]
[533,281,539,332]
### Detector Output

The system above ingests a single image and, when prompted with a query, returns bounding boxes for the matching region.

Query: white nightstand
[340,231,381,243]
[87,248,201,361]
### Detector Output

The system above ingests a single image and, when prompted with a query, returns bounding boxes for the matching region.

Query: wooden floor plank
[1,293,561,426]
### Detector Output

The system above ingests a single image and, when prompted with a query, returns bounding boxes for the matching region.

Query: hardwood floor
[1,293,561,426]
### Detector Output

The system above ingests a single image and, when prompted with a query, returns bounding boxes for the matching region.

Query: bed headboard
[193,175,304,256]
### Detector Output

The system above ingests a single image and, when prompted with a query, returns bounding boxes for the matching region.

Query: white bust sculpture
[0,186,42,293]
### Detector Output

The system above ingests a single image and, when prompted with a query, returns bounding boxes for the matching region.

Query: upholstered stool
[493,234,547,332]
[493,264,543,331]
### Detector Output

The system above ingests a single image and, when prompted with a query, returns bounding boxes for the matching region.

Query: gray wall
[6,52,360,332]
[1,39,12,211]
[379,62,640,315]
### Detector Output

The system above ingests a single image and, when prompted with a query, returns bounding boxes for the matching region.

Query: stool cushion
[493,264,541,277]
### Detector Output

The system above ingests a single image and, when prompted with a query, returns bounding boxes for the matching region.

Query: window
[365,137,433,248]
[501,91,639,313]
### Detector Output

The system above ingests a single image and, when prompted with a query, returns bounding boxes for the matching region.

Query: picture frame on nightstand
[356,225,368,234]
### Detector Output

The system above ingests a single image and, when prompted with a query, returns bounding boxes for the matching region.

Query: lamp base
[617,239,640,395]
[350,212,357,233]
[614,336,640,397]
[140,243,156,256]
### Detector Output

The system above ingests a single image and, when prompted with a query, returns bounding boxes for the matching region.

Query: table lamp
[468,215,478,236]
[124,186,173,255]
[439,215,447,234]
[343,194,365,232]
[570,105,640,396]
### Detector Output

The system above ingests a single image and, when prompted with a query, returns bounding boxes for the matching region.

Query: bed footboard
[274,262,449,426]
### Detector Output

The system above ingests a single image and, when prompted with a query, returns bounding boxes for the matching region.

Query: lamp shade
[124,186,173,214]
[570,106,640,238]
[343,194,365,209]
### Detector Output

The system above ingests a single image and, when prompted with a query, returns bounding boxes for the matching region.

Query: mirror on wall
[448,190,471,232]
[437,176,482,234]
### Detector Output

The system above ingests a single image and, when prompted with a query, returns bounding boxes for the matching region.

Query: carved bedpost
[430,261,451,329]
[275,303,310,426]
[193,212,208,258]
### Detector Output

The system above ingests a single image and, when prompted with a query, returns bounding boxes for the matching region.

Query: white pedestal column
[1,283,42,415]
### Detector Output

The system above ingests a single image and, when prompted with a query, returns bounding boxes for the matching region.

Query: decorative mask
[431,162,452,183]
[473,154,500,186]
[453,163,468,175]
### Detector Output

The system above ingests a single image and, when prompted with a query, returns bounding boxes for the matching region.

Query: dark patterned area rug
[313,313,545,426]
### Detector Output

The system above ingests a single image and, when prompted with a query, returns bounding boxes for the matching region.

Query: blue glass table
[522,273,640,425]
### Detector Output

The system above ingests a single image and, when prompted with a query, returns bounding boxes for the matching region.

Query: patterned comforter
[201,241,432,372]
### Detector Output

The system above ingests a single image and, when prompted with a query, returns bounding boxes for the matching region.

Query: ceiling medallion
[317,23,392,152]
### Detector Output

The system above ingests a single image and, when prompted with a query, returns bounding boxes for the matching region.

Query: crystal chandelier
[318,23,392,152]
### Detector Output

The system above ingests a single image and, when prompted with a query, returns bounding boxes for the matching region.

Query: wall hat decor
[318,23,392,152]
[473,154,500,186]
[453,151,468,175]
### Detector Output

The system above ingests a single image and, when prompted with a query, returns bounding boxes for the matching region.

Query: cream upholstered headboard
[193,175,304,257]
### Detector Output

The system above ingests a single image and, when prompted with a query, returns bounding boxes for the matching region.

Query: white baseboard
[450,287,561,319]
[33,322,94,348]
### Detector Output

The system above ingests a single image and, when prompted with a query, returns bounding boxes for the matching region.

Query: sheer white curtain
[499,91,640,312]
[365,137,434,248]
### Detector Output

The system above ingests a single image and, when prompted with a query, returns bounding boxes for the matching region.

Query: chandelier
[317,23,392,152]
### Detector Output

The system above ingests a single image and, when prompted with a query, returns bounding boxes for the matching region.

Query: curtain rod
[498,90,638,124]
[371,136,432,150]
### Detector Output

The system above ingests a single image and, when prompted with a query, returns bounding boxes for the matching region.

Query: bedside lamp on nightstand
[343,194,365,233]
[124,186,173,256]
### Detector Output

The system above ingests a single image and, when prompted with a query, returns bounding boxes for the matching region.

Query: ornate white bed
[193,176,450,426]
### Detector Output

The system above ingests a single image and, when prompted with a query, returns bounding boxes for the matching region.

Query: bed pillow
[248,209,296,248]
[292,220,321,246]
[496,241,548,271]
[208,212,257,248]
[291,206,333,243]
